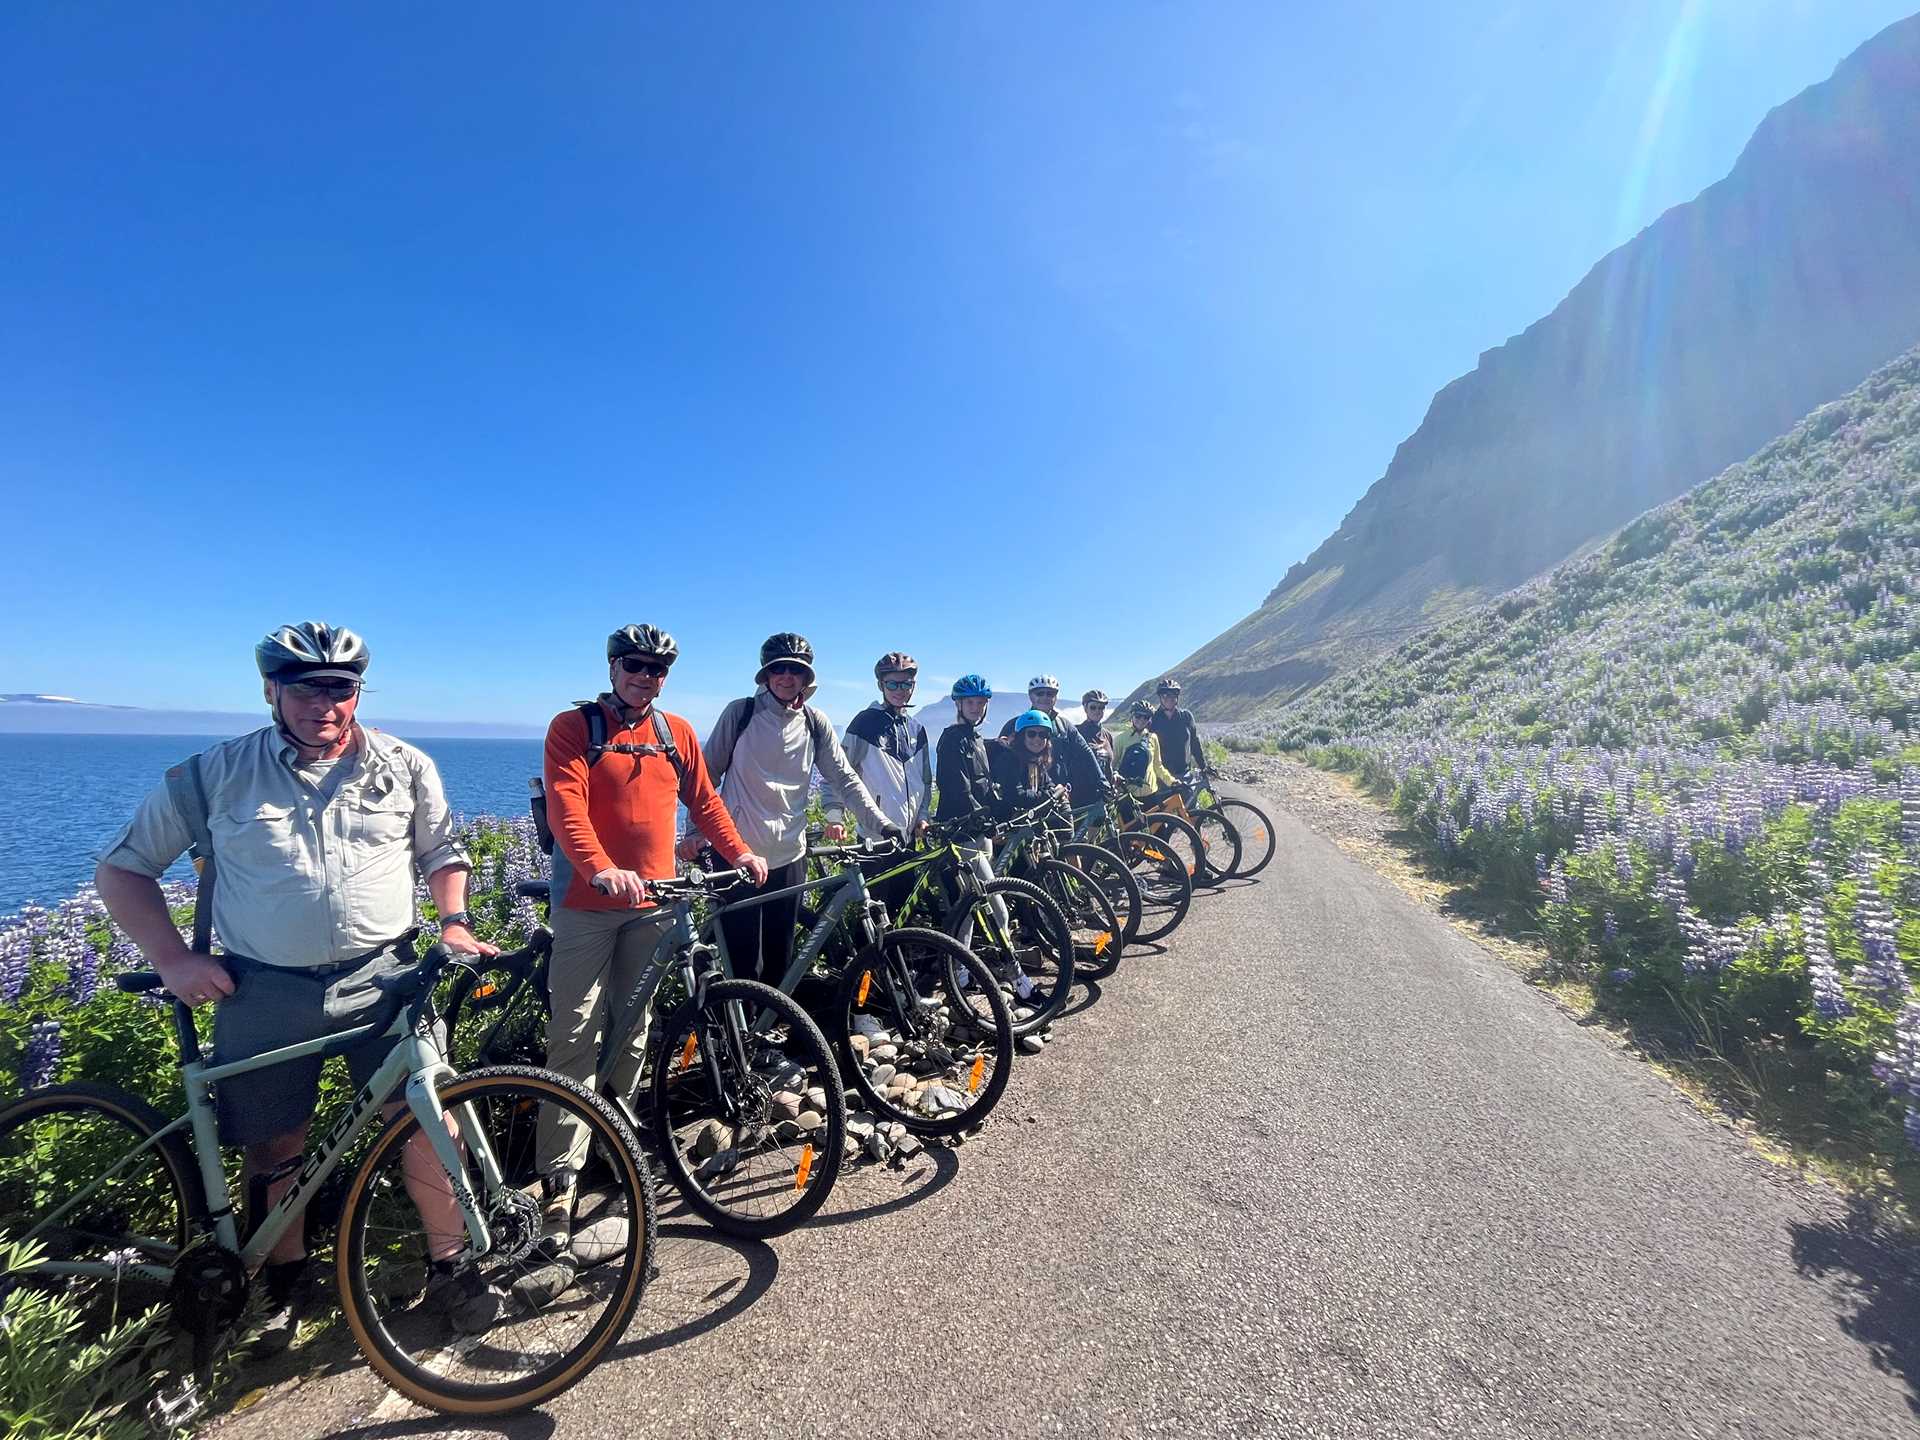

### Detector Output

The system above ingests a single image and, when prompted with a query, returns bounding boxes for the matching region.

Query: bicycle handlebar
[807,836,906,862]
[645,867,753,900]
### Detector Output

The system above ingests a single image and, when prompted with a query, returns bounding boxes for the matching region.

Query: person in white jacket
[691,632,896,987]
[825,651,933,918]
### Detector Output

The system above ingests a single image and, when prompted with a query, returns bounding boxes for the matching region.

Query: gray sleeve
[812,720,892,835]
[408,750,471,878]
[97,782,192,879]
[703,699,746,787]
[824,728,872,821]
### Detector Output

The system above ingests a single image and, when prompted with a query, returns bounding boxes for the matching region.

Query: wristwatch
[437,910,473,931]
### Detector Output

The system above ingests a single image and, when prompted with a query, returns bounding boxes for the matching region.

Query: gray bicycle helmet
[873,651,918,679]
[1027,674,1061,692]
[1081,689,1109,705]
[1155,676,1183,696]
[757,632,816,684]
[607,624,679,667]
[255,622,369,682]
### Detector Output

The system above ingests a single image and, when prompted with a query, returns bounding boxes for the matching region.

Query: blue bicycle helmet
[1013,709,1054,735]
[951,674,993,699]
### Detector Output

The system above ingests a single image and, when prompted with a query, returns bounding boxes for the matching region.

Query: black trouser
[717,857,807,989]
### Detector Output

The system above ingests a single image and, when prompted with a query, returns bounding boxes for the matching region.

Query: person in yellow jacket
[1113,700,1187,814]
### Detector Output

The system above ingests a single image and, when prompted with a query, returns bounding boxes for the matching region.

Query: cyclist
[999,674,1106,809]
[537,624,767,1263]
[1149,676,1207,784]
[1116,699,1186,808]
[695,633,899,988]
[992,708,1069,818]
[933,673,1011,932]
[93,622,501,1351]
[1077,689,1114,779]
[825,651,932,916]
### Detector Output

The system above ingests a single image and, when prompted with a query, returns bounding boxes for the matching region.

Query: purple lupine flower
[21,1019,62,1090]
[1875,1000,1920,1155]
[1803,903,1850,1019]
[1603,911,1619,942]
[1854,865,1907,1000]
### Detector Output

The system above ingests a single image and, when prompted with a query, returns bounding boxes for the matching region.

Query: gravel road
[210,779,1920,1439]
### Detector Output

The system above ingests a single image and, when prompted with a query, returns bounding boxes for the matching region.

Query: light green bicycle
[0,938,656,1421]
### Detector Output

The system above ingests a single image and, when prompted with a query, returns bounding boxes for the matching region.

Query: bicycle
[0,939,656,1421]
[445,866,849,1239]
[987,797,1135,977]
[1072,788,1195,943]
[1183,770,1276,879]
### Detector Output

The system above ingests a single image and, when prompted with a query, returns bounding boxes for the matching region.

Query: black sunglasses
[882,678,917,691]
[766,662,809,678]
[283,678,361,701]
[619,657,670,677]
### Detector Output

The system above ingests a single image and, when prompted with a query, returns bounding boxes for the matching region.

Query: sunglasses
[882,678,917,691]
[1029,689,1058,699]
[283,679,361,701]
[619,657,670,677]
[766,663,809,678]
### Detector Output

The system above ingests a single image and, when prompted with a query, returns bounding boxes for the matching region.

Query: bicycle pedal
[151,1374,207,1429]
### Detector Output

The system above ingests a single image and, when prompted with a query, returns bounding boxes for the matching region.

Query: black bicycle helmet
[874,651,918,679]
[256,622,369,681]
[1131,699,1153,719]
[607,624,679,667]
[1155,676,1183,696]
[1082,689,1109,705]
[757,632,816,684]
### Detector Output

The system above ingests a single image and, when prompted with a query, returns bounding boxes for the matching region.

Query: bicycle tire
[0,1082,207,1310]
[839,927,1014,1136]
[1185,806,1242,886]
[1032,857,1125,979]
[942,875,1076,1036]
[1057,841,1141,956]
[1213,797,1276,878]
[336,1065,655,1416]
[651,978,846,1239]
[1110,829,1194,941]
[1134,811,1208,884]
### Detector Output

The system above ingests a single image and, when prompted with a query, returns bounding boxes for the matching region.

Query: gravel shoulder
[205,771,1920,1438]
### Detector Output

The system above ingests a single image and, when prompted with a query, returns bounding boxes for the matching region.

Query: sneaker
[421,1259,505,1335]
[509,1256,579,1310]
[535,1167,578,1261]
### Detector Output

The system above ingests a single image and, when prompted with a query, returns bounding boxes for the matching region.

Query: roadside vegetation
[1224,348,1920,1201]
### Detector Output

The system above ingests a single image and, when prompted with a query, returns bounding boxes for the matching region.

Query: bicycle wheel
[0,1082,206,1313]
[336,1065,655,1416]
[840,927,1014,1136]
[1057,841,1141,956]
[1185,806,1242,885]
[1133,812,1206,885]
[441,953,549,1070]
[943,876,1075,1036]
[1213,797,1276,878]
[1033,857,1124,979]
[1108,830,1193,942]
[651,978,846,1239]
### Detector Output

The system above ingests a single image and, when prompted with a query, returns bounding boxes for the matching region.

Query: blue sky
[2,1,1912,735]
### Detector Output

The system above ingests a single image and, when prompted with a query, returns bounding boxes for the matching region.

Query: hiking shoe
[509,1256,579,1310]
[535,1167,578,1262]
[246,1258,313,1357]
[421,1259,505,1335]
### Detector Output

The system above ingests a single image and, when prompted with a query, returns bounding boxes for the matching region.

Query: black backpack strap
[576,700,608,767]
[650,708,694,802]
[164,753,216,954]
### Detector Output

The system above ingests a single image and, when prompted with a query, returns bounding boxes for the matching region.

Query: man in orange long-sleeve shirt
[535,624,767,1260]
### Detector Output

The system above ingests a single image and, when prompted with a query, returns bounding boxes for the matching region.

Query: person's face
[611,655,668,710]
[1158,693,1179,713]
[1022,729,1051,756]
[269,677,360,749]
[956,694,990,725]
[1131,711,1150,731]
[879,671,917,709]
[1083,701,1107,725]
[765,663,809,703]
[1028,687,1059,712]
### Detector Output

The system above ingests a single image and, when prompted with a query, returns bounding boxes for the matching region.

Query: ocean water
[0,732,545,914]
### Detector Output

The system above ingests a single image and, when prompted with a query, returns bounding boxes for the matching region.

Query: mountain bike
[1073,789,1195,942]
[444,867,848,1239]
[0,940,655,1421]
[988,796,1135,977]
[1183,770,1276,878]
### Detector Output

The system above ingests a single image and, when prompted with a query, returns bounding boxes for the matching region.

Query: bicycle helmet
[256,622,369,681]
[607,624,679,667]
[1013,709,1055,735]
[1027,674,1061,692]
[951,674,992,699]
[1155,677,1183,696]
[1130,700,1153,719]
[874,651,918,679]
[756,632,816,684]
[1081,689,1109,705]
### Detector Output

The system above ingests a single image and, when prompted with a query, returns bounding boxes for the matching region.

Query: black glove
[879,822,905,844]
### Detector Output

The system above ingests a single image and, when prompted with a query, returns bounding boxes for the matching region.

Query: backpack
[1118,737,1152,785]
[164,754,217,954]
[716,695,834,762]
[530,702,699,857]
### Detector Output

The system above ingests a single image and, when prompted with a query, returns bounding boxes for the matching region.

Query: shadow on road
[330,1410,556,1440]
[1057,975,1103,1021]
[808,1142,959,1228]
[616,1219,779,1358]
[1789,1196,1920,1415]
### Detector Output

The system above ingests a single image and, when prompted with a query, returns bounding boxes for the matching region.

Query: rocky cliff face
[1154,13,1920,720]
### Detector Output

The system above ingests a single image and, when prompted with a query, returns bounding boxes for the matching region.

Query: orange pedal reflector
[856,970,872,1006]
[794,1144,815,1189]
[1093,932,1111,956]
[678,1033,698,1071]
[968,1055,985,1093]
[473,981,497,999]
[1144,847,1167,863]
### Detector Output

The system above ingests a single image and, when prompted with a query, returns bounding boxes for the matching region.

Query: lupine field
[1227,347,1920,1173]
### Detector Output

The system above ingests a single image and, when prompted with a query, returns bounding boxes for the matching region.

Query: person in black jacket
[998,674,1106,807]
[989,709,1066,820]
[1149,676,1206,781]
[934,675,998,825]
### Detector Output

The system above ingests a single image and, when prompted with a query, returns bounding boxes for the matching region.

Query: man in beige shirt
[96,621,499,1349]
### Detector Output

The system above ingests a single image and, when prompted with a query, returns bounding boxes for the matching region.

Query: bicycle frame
[28,1003,495,1288]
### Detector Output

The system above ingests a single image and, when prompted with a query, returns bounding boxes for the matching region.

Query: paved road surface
[213,784,1920,1438]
